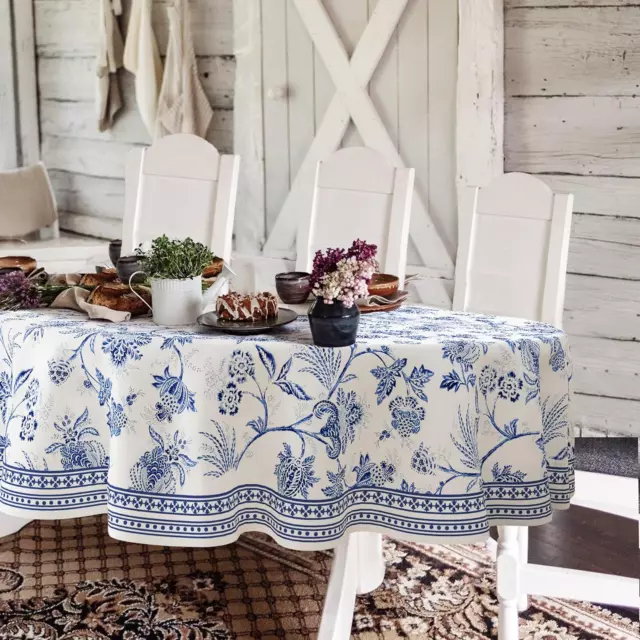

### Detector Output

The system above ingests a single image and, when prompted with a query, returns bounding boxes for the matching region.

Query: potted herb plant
[135,235,214,326]
[308,239,377,347]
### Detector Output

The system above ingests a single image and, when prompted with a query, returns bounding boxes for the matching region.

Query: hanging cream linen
[96,0,124,131]
[155,0,213,139]
[124,0,163,136]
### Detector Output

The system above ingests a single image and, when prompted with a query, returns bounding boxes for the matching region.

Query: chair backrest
[0,163,58,239]
[122,134,239,262]
[453,172,573,326]
[295,147,415,285]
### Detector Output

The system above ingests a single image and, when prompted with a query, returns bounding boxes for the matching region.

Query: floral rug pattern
[0,516,637,639]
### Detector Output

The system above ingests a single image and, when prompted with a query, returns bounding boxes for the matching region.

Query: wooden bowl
[0,256,37,273]
[275,272,312,304]
[203,257,224,278]
[368,273,399,298]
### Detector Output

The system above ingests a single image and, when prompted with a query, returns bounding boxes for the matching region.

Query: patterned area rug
[0,516,636,639]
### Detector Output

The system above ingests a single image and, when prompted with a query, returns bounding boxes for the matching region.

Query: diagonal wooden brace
[264,0,454,275]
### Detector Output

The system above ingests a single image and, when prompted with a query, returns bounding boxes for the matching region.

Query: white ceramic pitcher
[129,264,235,326]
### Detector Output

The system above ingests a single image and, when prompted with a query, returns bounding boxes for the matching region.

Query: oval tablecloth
[0,306,574,549]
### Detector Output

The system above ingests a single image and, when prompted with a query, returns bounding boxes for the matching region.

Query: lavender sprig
[0,272,41,311]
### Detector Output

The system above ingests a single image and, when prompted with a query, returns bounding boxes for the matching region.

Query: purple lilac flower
[310,239,378,307]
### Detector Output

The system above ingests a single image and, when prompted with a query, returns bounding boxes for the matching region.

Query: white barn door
[236,0,459,304]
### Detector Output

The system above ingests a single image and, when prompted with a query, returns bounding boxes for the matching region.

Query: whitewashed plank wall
[505,0,640,435]
[34,0,235,238]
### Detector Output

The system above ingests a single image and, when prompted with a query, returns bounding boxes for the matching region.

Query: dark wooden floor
[494,505,638,580]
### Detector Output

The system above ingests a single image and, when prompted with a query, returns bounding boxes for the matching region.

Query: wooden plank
[572,212,640,248]
[427,0,458,260]
[262,0,290,236]
[456,0,504,189]
[397,0,429,268]
[564,274,640,341]
[13,0,39,166]
[39,99,233,151]
[506,6,640,97]
[573,394,640,437]
[506,0,631,7]
[534,175,640,219]
[505,96,640,177]
[233,0,265,254]
[568,214,640,280]
[38,55,235,110]
[48,171,125,221]
[41,135,140,179]
[58,211,121,240]
[369,0,398,148]
[35,0,233,57]
[571,335,640,402]
[0,0,17,170]
[286,0,315,190]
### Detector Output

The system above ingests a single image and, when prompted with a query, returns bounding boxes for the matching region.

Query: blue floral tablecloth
[0,306,573,549]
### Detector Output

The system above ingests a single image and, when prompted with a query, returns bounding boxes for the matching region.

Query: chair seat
[574,437,638,479]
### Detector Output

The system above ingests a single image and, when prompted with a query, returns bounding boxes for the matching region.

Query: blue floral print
[48,359,72,386]
[228,349,255,384]
[130,426,197,494]
[389,396,425,437]
[0,371,10,423]
[498,372,523,403]
[411,443,435,475]
[275,443,319,498]
[217,382,242,416]
[314,389,364,458]
[102,333,152,367]
[45,408,108,470]
[107,401,128,437]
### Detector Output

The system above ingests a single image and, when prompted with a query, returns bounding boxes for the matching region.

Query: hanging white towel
[155,0,213,139]
[96,0,124,132]
[124,0,163,137]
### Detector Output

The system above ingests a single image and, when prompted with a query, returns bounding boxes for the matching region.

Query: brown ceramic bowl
[275,272,312,304]
[368,273,399,298]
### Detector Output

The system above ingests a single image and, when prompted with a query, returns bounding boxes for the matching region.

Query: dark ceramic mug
[116,256,145,284]
[275,272,312,304]
[109,239,122,268]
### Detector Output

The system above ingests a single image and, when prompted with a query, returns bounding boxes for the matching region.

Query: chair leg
[0,514,31,538]
[497,526,520,640]
[318,533,386,640]
[517,526,529,611]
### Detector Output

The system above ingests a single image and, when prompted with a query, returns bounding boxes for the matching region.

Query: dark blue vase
[308,297,360,347]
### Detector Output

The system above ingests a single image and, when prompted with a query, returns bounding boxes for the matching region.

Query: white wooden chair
[294,147,414,640]
[296,146,415,286]
[122,133,240,263]
[0,163,60,242]
[454,172,639,639]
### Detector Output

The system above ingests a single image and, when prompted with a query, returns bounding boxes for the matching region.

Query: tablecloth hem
[105,522,494,551]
